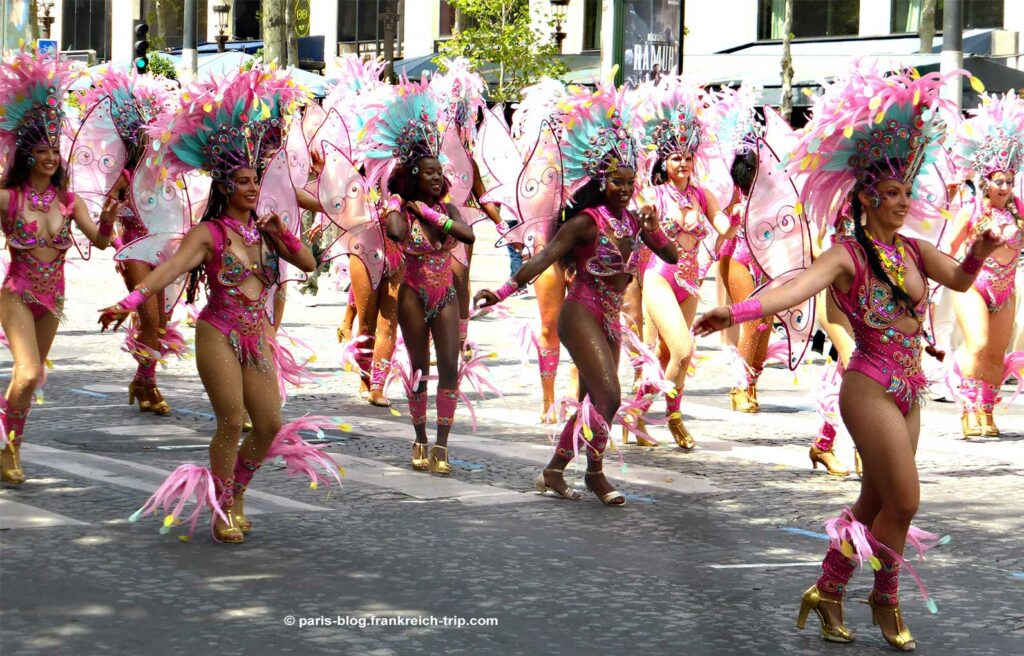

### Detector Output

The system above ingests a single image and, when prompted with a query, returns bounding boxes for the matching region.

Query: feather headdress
[557,78,639,196]
[630,75,716,179]
[954,92,1024,177]
[710,82,762,158]
[79,69,175,161]
[511,76,567,147]
[431,56,487,145]
[146,65,307,182]
[784,62,967,217]
[362,76,444,167]
[0,48,79,169]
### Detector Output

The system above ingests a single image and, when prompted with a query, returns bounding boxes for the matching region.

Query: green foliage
[437,0,566,104]
[148,52,178,80]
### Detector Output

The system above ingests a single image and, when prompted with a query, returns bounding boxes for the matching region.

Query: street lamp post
[38,0,56,39]
[213,3,231,53]
[381,0,400,82]
[550,0,569,54]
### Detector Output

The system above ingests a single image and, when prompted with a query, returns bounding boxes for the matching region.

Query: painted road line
[333,453,538,506]
[174,408,216,419]
[345,415,722,495]
[780,527,830,540]
[70,388,110,398]
[708,562,821,569]
[0,498,88,530]
[19,444,328,515]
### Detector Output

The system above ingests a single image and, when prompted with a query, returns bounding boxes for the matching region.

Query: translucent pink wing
[746,137,815,369]
[285,120,310,188]
[440,121,473,206]
[317,141,385,289]
[496,121,562,258]
[114,233,185,313]
[475,106,522,210]
[70,97,127,217]
[309,108,351,163]
[182,172,211,223]
[257,148,306,285]
[130,162,190,236]
[700,155,733,211]
[302,103,329,145]
[904,158,953,245]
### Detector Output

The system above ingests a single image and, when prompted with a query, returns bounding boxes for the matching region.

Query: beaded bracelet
[644,227,671,250]
[278,230,303,255]
[960,252,984,276]
[417,202,449,230]
[729,299,764,325]
[493,278,521,303]
[729,212,742,228]
[98,220,115,237]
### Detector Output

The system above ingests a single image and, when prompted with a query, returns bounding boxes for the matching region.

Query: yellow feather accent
[840,540,854,558]
[970,76,985,93]
[794,201,804,216]
[869,96,882,110]
[843,125,854,138]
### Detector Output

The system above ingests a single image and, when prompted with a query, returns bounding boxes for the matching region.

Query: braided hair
[184,184,231,305]
[850,193,918,317]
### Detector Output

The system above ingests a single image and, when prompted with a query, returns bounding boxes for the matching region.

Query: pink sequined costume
[640,184,711,303]
[2,188,75,320]
[831,238,930,416]
[397,204,457,321]
[965,198,1023,312]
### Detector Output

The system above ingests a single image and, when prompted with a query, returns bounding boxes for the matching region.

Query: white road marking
[0,497,87,529]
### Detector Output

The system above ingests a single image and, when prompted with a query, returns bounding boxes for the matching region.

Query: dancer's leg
[368,268,402,406]
[535,262,567,421]
[396,284,431,446]
[349,256,380,397]
[429,299,461,449]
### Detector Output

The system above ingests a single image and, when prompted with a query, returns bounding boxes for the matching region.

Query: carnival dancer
[476,79,678,505]
[361,79,476,475]
[626,76,738,449]
[0,49,120,485]
[948,93,1024,437]
[99,67,324,543]
[695,66,1000,650]
[78,69,185,416]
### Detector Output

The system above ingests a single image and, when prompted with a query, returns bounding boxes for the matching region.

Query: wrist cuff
[729,299,764,325]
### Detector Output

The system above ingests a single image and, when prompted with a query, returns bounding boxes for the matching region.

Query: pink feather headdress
[510,76,567,147]
[784,61,967,221]
[145,65,308,182]
[557,77,640,197]
[79,69,176,162]
[0,48,79,171]
[629,75,717,182]
[431,56,487,145]
[954,92,1024,177]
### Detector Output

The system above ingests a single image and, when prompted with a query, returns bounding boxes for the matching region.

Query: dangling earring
[660,161,667,171]
[411,166,419,175]
[599,178,607,192]
[27,156,36,167]
[870,194,882,209]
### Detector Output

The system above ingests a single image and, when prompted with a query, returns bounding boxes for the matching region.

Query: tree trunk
[262,0,286,64]
[779,0,794,123]
[285,0,298,67]
[920,0,937,53]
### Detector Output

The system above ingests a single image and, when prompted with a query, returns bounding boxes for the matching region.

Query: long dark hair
[561,177,606,224]
[850,193,918,316]
[730,149,758,196]
[2,147,69,195]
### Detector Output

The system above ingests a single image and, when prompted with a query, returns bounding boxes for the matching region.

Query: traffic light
[134,22,150,74]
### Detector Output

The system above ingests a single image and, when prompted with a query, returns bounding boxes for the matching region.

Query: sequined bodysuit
[831,238,929,415]
[566,205,643,342]
[397,205,457,321]
[198,218,280,367]
[640,184,710,303]
[2,188,75,320]
[967,201,1022,312]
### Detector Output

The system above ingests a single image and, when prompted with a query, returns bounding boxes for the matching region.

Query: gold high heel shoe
[668,413,696,450]
[621,411,657,447]
[978,410,999,437]
[534,468,583,500]
[863,593,916,651]
[809,446,850,476]
[796,585,855,643]
[411,442,430,471]
[128,381,152,412]
[428,445,453,475]
[960,411,982,438]
[1,440,26,485]
[147,385,171,416]
[729,387,759,413]
[584,470,626,506]
[213,511,245,543]
[232,494,252,534]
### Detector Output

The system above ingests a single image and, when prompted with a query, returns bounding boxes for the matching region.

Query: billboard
[621,0,682,86]
[3,0,34,51]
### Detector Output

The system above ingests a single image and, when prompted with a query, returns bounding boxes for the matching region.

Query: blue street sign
[37,39,58,58]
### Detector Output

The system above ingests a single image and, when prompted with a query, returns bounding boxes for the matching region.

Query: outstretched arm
[474,212,592,308]
[98,223,214,330]
[694,245,853,336]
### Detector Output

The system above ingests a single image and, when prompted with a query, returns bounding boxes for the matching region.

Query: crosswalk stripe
[19,443,330,515]
[0,497,87,529]
[344,415,723,495]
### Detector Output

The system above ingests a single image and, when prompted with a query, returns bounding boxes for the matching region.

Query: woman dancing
[99,68,318,542]
[363,80,475,475]
[0,50,120,485]
[628,77,737,449]
[79,69,185,415]
[476,80,677,505]
[948,93,1024,437]
[695,67,998,650]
